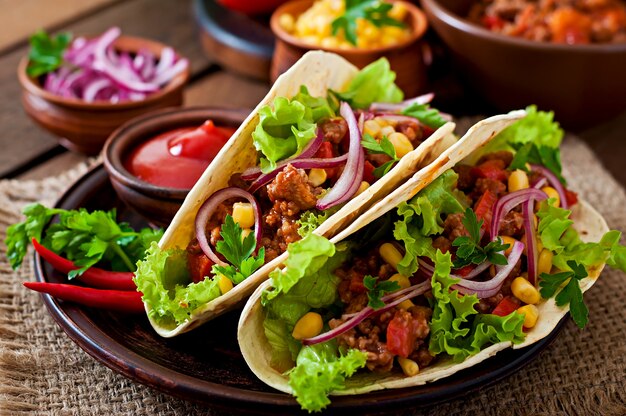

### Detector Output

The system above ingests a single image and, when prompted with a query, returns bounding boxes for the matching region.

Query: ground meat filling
[320,117,348,144]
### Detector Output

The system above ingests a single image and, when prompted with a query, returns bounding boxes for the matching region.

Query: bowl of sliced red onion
[18,27,190,155]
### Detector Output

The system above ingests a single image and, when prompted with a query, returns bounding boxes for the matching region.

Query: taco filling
[254,107,626,412]
[134,58,450,328]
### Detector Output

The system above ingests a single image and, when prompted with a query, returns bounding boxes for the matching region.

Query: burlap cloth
[0,136,625,416]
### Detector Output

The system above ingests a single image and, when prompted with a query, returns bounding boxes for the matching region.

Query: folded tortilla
[237,109,609,396]
[147,51,458,337]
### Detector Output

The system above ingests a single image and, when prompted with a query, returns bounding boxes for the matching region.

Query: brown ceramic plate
[33,165,566,414]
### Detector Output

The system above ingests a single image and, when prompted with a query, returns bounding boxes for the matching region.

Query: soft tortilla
[147,51,457,337]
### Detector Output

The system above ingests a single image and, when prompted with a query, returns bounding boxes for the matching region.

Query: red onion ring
[530,164,568,209]
[418,258,491,280]
[241,127,325,181]
[247,155,348,194]
[316,102,364,210]
[369,93,434,112]
[195,187,262,267]
[452,241,524,298]
[532,177,548,189]
[490,188,548,241]
[522,201,539,285]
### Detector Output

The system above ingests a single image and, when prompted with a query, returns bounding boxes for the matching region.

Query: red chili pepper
[565,188,578,206]
[313,141,339,179]
[471,159,508,182]
[474,190,498,233]
[23,282,144,314]
[491,296,520,317]
[32,238,136,291]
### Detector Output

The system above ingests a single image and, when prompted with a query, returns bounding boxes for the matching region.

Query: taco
[237,107,626,412]
[133,51,459,337]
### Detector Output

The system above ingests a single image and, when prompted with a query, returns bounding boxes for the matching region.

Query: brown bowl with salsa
[103,107,247,226]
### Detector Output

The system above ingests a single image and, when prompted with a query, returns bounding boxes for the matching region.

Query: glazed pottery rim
[103,106,248,199]
[422,0,626,53]
[17,35,191,110]
[270,0,428,55]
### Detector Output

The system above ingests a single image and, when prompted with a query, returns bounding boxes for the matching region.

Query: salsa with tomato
[124,120,236,189]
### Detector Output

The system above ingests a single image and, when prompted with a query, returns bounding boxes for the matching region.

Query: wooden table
[1,0,625,186]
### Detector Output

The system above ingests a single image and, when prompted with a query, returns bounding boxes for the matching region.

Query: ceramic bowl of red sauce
[103,107,247,226]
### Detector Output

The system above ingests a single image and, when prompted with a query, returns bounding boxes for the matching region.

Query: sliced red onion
[532,177,547,189]
[522,201,539,285]
[357,112,364,133]
[452,241,524,298]
[195,187,262,267]
[490,188,548,240]
[530,164,568,209]
[316,102,364,210]
[302,280,431,346]
[376,114,425,124]
[418,257,491,280]
[241,128,325,181]
[247,155,348,194]
[83,78,113,102]
[369,93,434,112]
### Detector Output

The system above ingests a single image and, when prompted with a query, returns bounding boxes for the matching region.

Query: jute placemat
[1,136,625,416]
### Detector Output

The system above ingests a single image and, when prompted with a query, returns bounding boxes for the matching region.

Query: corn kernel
[232,202,255,229]
[387,132,414,158]
[278,13,295,32]
[364,119,382,137]
[511,277,541,304]
[541,186,561,207]
[379,243,403,270]
[499,236,517,256]
[389,273,411,289]
[398,300,414,310]
[380,125,396,137]
[398,357,419,376]
[378,117,398,127]
[308,168,327,187]
[389,2,408,20]
[517,304,539,328]
[314,15,331,37]
[355,181,370,196]
[536,237,543,253]
[218,274,233,295]
[241,228,252,242]
[292,312,323,340]
[508,169,529,192]
[538,249,554,276]
[320,36,339,49]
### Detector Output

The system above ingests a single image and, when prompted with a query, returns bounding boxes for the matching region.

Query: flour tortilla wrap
[147,51,457,337]
[238,199,607,395]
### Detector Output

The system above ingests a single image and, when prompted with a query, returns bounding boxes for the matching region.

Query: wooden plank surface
[0,0,214,178]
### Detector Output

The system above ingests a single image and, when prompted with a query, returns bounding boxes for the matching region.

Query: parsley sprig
[27,30,72,77]
[331,0,404,46]
[211,215,265,285]
[361,133,399,178]
[363,275,400,309]
[509,142,566,184]
[452,208,510,269]
[539,260,589,328]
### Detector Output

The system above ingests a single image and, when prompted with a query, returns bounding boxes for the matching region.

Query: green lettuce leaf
[401,103,447,129]
[288,341,367,412]
[292,85,334,122]
[331,58,403,109]
[428,250,526,362]
[133,243,220,327]
[252,97,317,172]
[393,170,466,275]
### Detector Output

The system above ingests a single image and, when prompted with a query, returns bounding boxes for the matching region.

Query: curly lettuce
[133,243,220,327]
[428,250,526,362]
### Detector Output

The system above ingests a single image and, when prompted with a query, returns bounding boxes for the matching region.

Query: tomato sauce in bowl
[124,120,236,189]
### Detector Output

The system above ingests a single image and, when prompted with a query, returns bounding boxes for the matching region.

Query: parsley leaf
[331,0,404,46]
[27,30,72,77]
[452,208,509,268]
[363,275,400,309]
[211,215,265,284]
[361,133,399,178]
[539,260,589,328]
[509,142,566,185]
[401,103,447,129]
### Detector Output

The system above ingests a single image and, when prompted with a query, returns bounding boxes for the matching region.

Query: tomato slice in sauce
[124,120,236,189]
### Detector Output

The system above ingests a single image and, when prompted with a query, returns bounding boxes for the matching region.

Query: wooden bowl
[421,0,626,129]
[270,0,429,97]
[18,36,190,155]
[103,107,248,227]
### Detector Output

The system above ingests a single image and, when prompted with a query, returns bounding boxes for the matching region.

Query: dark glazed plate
[34,165,566,414]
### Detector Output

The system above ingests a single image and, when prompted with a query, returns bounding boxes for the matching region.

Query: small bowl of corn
[270,0,429,96]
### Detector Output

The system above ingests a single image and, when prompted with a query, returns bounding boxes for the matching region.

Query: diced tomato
[314,142,339,179]
[349,273,367,293]
[474,190,498,234]
[565,188,578,206]
[482,15,505,30]
[187,253,214,283]
[491,296,520,317]
[471,159,508,182]
[386,313,421,358]
[363,160,376,184]
[454,265,475,277]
